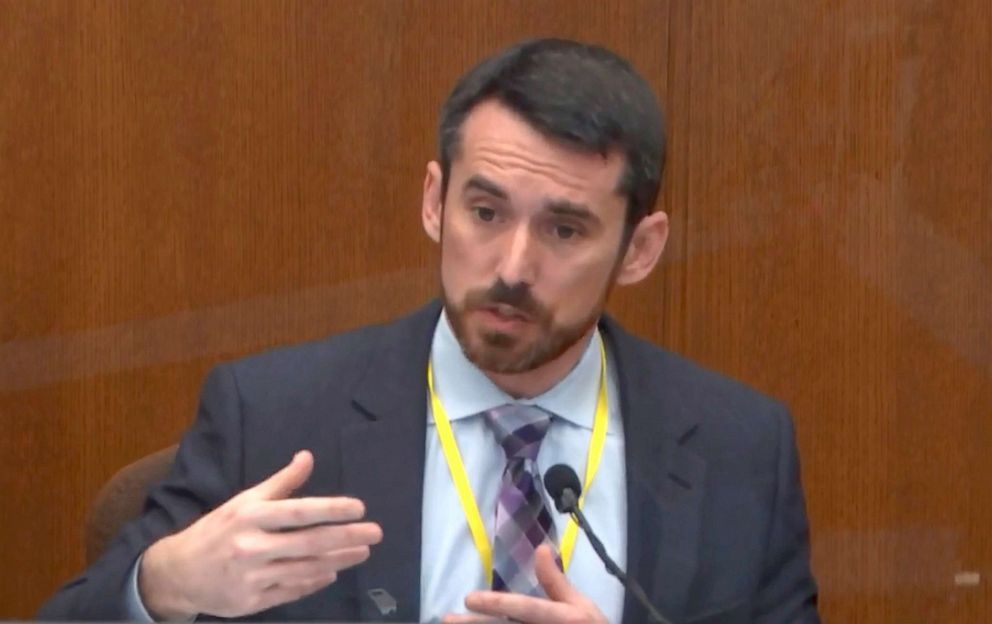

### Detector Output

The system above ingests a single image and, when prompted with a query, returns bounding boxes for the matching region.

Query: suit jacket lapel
[340,300,442,621]
[601,317,706,623]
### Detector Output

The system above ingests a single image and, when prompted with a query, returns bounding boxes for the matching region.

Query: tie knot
[484,404,553,460]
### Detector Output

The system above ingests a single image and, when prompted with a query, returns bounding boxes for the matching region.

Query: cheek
[540,257,615,312]
[439,225,492,290]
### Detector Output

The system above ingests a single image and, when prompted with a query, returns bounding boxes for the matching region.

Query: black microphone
[544,464,673,624]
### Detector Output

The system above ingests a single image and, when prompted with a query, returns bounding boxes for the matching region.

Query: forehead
[453,100,626,206]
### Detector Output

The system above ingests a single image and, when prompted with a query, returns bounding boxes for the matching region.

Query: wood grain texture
[1,0,989,620]
[0,0,671,616]
[678,1,991,621]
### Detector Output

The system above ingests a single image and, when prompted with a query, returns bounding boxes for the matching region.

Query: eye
[553,224,580,240]
[474,206,497,222]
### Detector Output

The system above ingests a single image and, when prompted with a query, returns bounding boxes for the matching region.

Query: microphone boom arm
[560,487,673,624]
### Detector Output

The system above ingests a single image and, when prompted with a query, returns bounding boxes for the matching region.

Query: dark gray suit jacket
[39,300,819,623]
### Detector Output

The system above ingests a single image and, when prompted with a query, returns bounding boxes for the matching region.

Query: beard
[443,277,610,375]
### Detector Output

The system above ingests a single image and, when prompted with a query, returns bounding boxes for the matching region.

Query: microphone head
[543,464,582,513]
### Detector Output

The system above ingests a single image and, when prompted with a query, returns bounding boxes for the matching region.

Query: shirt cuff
[125,553,156,622]
[125,553,198,622]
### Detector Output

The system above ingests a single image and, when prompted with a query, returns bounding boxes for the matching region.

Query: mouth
[475,303,532,328]
[485,303,529,319]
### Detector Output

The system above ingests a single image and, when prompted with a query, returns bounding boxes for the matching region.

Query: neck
[485,326,597,399]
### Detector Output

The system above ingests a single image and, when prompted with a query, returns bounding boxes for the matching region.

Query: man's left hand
[443,544,608,624]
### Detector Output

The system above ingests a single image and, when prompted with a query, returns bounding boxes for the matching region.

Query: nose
[496,223,539,287]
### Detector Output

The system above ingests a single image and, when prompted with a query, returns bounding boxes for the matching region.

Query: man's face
[425,100,631,375]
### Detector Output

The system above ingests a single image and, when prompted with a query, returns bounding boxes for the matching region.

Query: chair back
[84,445,178,564]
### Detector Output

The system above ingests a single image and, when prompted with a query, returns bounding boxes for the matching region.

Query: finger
[251,570,338,614]
[442,613,502,623]
[248,546,371,589]
[534,544,580,603]
[464,590,576,623]
[252,497,366,530]
[250,450,314,501]
[264,522,383,559]
[316,545,374,573]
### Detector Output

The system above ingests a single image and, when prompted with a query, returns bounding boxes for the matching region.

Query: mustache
[464,279,546,318]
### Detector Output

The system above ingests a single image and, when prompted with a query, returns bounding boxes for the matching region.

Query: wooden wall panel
[678,1,991,622]
[0,0,671,617]
[2,0,989,621]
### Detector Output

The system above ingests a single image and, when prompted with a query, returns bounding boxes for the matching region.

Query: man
[40,39,819,623]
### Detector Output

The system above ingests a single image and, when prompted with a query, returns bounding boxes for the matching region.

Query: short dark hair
[438,38,666,230]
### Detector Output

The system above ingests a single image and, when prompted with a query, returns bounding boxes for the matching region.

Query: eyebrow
[463,175,508,200]
[462,174,603,227]
[546,199,600,226]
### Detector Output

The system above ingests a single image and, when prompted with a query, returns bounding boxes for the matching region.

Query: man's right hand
[138,450,382,619]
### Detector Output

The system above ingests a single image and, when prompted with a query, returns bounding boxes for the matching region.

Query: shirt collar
[429,309,601,430]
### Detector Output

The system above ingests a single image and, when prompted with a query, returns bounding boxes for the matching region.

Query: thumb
[251,450,314,500]
[535,544,580,603]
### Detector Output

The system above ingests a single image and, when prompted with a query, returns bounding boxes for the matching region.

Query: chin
[457,332,529,374]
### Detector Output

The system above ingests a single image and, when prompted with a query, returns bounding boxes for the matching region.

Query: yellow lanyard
[427,335,609,585]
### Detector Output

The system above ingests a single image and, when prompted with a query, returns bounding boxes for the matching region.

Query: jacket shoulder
[607,323,790,462]
[610,324,786,414]
[216,301,441,408]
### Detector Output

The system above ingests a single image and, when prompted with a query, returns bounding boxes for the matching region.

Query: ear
[615,211,669,286]
[422,161,444,243]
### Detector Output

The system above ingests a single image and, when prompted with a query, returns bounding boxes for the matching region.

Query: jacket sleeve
[37,365,244,620]
[752,405,821,623]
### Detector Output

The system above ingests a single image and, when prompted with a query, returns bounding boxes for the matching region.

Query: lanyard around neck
[427,334,610,585]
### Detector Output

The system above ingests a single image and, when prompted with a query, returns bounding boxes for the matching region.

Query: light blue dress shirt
[126,311,628,622]
[126,557,153,620]
[420,312,626,622]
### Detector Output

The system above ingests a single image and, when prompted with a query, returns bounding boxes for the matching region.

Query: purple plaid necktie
[484,404,559,596]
